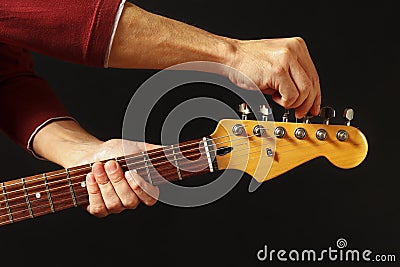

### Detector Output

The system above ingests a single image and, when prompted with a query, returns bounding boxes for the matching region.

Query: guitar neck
[0,137,218,227]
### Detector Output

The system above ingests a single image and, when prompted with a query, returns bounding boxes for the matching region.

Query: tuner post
[282,109,289,122]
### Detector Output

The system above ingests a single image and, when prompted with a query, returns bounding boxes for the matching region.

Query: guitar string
[0,123,360,188]
[0,138,268,206]
[0,126,361,203]
[0,146,269,221]
[0,143,272,220]
[0,131,364,217]
[0,132,262,188]
[0,126,362,202]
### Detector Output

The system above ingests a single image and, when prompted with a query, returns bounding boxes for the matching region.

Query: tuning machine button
[239,103,251,120]
[320,106,336,125]
[294,127,307,139]
[259,104,272,121]
[343,108,354,126]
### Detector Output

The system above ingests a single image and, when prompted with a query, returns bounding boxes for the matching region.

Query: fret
[142,151,153,185]
[21,178,34,218]
[1,182,13,224]
[24,174,54,217]
[45,169,75,210]
[171,144,182,180]
[43,173,55,213]
[202,137,214,173]
[3,179,30,223]
[66,165,89,206]
[66,169,77,207]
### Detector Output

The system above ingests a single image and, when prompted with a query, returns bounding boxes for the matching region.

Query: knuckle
[90,206,107,217]
[106,199,123,212]
[274,65,287,76]
[109,173,125,184]
[280,48,293,62]
[293,36,305,45]
[300,79,312,93]
[121,193,139,209]
[145,198,157,206]
[281,92,299,107]
[312,73,320,87]
[124,197,139,209]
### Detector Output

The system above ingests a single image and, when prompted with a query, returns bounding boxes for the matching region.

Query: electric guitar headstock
[211,104,368,183]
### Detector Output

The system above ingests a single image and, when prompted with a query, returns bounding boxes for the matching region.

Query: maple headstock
[210,106,368,183]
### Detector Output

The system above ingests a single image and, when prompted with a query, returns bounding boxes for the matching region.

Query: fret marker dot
[81,181,86,188]
[35,192,41,199]
[132,169,137,174]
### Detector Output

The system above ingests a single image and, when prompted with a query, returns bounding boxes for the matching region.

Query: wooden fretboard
[0,137,217,226]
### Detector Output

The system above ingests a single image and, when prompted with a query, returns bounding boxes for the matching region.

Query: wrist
[32,119,103,168]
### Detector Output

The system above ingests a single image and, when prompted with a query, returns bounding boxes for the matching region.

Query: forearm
[108,2,237,69]
[32,120,103,168]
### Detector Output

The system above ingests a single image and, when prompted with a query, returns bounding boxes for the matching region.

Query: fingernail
[104,161,117,172]
[92,163,104,176]
[125,171,133,180]
[86,173,96,184]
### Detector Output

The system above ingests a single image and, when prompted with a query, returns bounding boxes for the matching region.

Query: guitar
[0,106,368,227]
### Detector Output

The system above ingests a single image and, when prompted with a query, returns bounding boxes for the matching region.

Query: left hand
[73,139,161,218]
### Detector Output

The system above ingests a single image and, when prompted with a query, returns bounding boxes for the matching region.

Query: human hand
[74,139,161,218]
[227,37,321,118]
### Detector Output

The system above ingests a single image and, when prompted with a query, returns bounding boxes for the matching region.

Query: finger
[295,83,316,119]
[288,60,312,118]
[104,160,140,209]
[92,162,124,214]
[295,40,321,116]
[271,71,299,109]
[85,172,108,217]
[125,170,159,206]
[311,88,322,115]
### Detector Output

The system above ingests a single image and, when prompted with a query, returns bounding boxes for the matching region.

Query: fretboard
[0,137,217,227]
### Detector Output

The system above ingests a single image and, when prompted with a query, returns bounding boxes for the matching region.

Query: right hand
[227,37,321,119]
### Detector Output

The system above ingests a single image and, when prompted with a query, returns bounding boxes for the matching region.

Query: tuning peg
[259,104,272,121]
[343,108,354,126]
[282,109,289,122]
[238,103,251,120]
[302,112,313,124]
[319,106,335,125]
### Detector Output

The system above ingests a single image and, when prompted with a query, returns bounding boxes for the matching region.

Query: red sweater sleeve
[0,43,72,150]
[0,0,123,67]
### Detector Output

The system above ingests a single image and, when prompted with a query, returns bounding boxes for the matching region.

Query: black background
[0,1,398,266]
